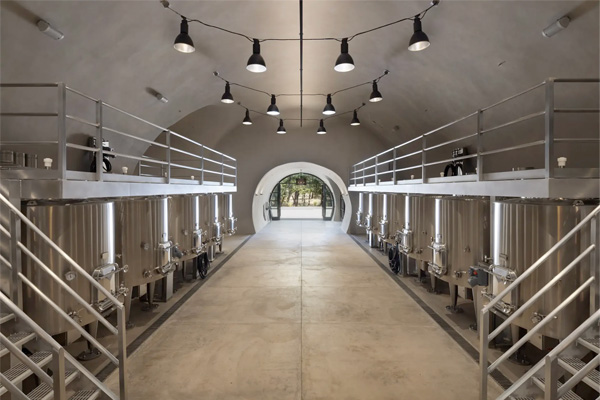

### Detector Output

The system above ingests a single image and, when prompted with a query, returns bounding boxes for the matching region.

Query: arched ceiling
[1,0,598,149]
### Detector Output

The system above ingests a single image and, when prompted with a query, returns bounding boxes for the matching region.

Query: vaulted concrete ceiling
[1,0,598,148]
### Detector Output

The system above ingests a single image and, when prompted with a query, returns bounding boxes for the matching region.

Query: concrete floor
[279,206,322,219]
[106,220,502,399]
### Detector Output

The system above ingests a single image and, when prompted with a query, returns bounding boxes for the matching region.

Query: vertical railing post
[479,309,489,400]
[95,101,103,181]
[56,83,67,180]
[392,147,397,184]
[165,130,171,184]
[117,306,128,399]
[544,356,558,400]
[200,145,205,185]
[544,79,555,179]
[477,110,483,182]
[375,156,379,185]
[221,153,224,186]
[9,212,22,308]
[590,215,598,315]
[421,135,427,183]
[51,348,66,400]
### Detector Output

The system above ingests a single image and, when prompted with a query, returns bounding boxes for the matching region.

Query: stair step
[0,350,53,396]
[532,377,583,400]
[69,389,101,400]
[0,331,37,357]
[558,356,600,389]
[27,369,79,400]
[0,312,15,325]
[577,337,600,353]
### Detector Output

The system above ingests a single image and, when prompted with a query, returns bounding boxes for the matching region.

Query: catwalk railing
[349,78,599,186]
[479,205,599,400]
[0,193,127,399]
[0,83,237,187]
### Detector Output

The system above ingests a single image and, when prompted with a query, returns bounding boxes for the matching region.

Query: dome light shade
[408,17,430,52]
[369,81,383,102]
[221,82,234,104]
[317,119,327,134]
[174,18,195,53]
[334,38,355,72]
[247,39,267,73]
[242,109,252,125]
[323,94,336,115]
[267,95,280,115]
[277,119,286,134]
[350,110,361,126]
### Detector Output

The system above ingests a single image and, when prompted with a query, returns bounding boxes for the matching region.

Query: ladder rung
[577,337,600,353]
[0,312,15,325]
[532,377,583,400]
[0,351,53,396]
[0,331,36,358]
[69,389,101,400]
[27,369,79,400]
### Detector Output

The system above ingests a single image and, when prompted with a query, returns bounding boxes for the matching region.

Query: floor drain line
[349,235,513,391]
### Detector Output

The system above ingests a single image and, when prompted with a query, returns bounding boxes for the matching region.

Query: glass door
[322,184,334,221]
[269,183,281,220]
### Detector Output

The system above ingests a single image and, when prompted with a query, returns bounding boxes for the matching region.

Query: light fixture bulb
[542,16,570,38]
[317,119,327,134]
[37,20,64,40]
[247,39,267,73]
[277,119,286,134]
[221,82,234,104]
[267,95,280,116]
[334,38,355,72]
[174,18,195,53]
[242,109,253,125]
[369,81,383,102]
[323,94,336,115]
[350,110,361,126]
[408,16,430,52]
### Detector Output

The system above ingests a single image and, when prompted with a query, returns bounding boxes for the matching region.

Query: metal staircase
[480,205,600,400]
[0,193,127,399]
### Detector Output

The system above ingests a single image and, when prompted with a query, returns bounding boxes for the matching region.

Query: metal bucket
[24,200,116,337]
[490,198,598,339]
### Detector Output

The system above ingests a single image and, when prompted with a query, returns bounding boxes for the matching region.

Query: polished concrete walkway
[107,221,500,399]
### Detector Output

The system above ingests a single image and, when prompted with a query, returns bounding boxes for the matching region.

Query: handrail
[348,78,598,186]
[484,205,600,313]
[0,193,122,308]
[0,291,120,400]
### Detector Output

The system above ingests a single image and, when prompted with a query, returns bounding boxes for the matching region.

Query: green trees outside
[279,173,323,207]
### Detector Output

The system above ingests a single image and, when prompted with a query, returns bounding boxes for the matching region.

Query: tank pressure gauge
[65,270,77,281]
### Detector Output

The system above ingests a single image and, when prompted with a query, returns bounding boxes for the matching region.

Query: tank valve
[68,310,82,324]
[454,271,465,278]
[143,270,153,279]
[141,242,150,251]
[64,270,77,281]
[531,312,545,324]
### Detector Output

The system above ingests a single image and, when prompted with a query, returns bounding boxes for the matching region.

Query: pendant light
[350,110,361,126]
[323,94,336,115]
[317,119,327,135]
[408,16,430,52]
[221,82,234,104]
[334,38,354,72]
[276,119,286,134]
[267,95,280,116]
[242,109,252,125]
[369,81,383,102]
[247,39,267,73]
[174,18,195,53]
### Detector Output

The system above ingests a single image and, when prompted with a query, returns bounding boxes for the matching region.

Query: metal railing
[0,83,237,187]
[0,192,127,399]
[349,78,599,186]
[479,205,600,400]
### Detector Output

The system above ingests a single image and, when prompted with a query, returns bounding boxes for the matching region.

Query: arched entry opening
[268,173,334,220]
[252,162,351,233]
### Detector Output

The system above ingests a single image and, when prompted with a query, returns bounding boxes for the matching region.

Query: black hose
[388,245,400,274]
[196,252,209,279]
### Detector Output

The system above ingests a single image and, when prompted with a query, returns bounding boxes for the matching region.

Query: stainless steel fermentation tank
[364,193,380,248]
[488,198,598,340]
[379,194,406,245]
[429,196,490,312]
[208,193,236,260]
[115,196,174,321]
[398,194,437,265]
[355,192,365,228]
[23,200,120,343]
[169,195,206,263]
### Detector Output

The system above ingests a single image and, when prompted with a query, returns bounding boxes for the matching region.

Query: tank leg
[76,321,101,361]
[508,326,531,365]
[446,284,464,313]
[124,289,134,329]
[218,242,223,253]
[142,281,159,311]
[415,263,427,284]
[427,275,441,294]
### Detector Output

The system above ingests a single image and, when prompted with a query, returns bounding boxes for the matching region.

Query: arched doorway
[268,173,334,220]
[251,162,352,234]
